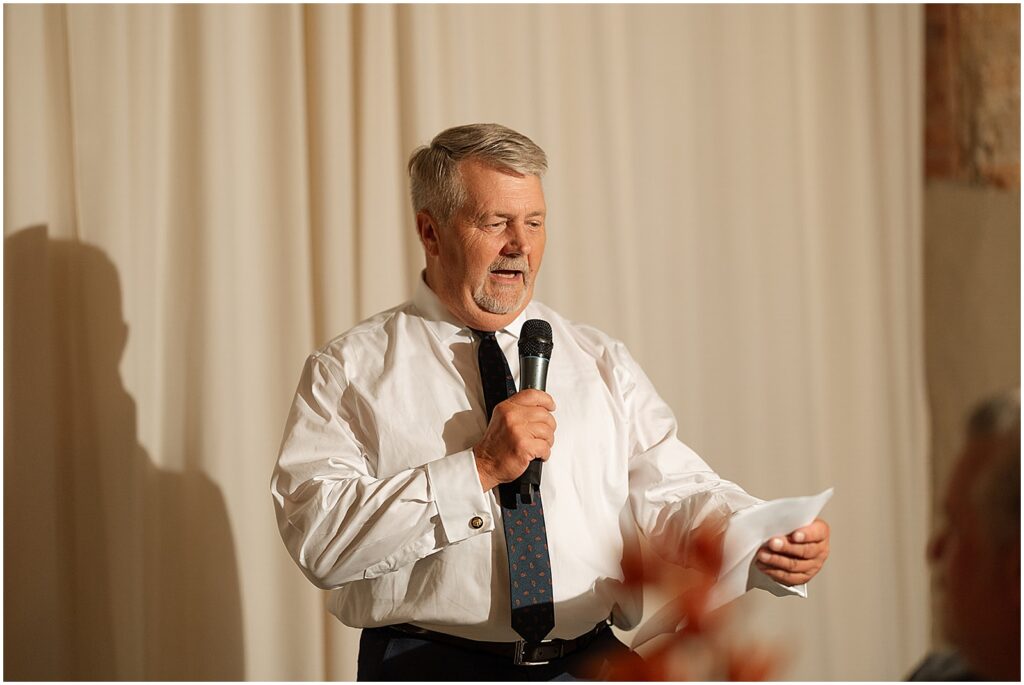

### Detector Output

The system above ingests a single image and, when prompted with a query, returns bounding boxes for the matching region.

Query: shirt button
[469,516,484,529]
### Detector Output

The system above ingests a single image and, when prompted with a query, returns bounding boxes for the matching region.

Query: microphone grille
[519,319,553,358]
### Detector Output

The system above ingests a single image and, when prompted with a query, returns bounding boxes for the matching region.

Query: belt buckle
[513,640,550,666]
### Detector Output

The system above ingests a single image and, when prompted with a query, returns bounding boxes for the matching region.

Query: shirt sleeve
[270,353,493,590]
[616,342,806,598]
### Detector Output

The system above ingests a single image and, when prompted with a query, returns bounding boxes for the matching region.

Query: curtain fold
[4,4,926,680]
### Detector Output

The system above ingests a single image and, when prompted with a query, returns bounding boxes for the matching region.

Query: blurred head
[928,389,1020,680]
[408,124,548,331]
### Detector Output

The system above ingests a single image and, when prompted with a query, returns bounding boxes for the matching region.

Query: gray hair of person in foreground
[408,123,548,224]
[967,388,1020,552]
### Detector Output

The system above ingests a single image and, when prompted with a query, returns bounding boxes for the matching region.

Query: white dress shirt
[271,276,802,642]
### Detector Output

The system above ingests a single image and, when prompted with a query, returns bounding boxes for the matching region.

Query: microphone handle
[520,355,550,392]
[518,356,550,503]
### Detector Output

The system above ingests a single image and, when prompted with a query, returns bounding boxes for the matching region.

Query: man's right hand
[473,389,556,492]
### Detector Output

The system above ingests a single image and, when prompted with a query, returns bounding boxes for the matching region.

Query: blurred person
[909,389,1020,681]
[271,123,830,681]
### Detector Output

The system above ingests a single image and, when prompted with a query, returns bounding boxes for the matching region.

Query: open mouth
[489,269,523,282]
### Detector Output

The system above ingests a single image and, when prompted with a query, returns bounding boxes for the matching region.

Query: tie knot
[470,328,498,342]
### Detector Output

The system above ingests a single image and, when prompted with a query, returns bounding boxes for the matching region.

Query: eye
[484,220,507,230]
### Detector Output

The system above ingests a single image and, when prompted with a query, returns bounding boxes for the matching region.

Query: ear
[416,211,442,257]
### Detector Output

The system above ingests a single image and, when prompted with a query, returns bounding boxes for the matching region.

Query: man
[909,389,1020,681]
[271,123,830,680]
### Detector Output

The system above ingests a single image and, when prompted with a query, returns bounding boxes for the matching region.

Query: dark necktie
[472,329,555,644]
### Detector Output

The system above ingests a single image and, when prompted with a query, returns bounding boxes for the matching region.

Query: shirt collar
[411,272,529,343]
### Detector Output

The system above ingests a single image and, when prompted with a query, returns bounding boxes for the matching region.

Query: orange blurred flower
[603,512,785,681]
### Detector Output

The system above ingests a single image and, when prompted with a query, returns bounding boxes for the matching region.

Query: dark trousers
[356,625,644,681]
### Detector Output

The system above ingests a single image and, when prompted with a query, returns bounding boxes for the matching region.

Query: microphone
[517,319,553,504]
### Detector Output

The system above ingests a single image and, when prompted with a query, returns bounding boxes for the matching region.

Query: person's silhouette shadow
[4,225,244,679]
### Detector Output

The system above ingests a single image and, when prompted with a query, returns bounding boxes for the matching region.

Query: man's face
[420,159,547,331]
[927,440,1013,671]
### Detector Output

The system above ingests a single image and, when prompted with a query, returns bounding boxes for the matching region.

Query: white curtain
[4,4,926,680]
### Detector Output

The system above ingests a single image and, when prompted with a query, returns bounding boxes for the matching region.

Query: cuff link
[469,515,485,529]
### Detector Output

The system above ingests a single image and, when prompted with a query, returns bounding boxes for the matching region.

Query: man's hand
[754,517,830,586]
[474,389,556,491]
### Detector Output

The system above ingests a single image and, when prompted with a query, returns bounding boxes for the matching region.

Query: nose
[927,529,946,564]
[502,221,531,256]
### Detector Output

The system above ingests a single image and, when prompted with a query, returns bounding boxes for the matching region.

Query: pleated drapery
[4,5,926,680]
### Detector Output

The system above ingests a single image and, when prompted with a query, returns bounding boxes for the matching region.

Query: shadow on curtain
[3,226,244,679]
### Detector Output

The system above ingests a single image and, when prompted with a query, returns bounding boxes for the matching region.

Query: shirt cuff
[426,449,495,544]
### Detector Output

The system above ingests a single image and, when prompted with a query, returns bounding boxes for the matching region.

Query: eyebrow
[472,210,546,223]
[490,210,546,218]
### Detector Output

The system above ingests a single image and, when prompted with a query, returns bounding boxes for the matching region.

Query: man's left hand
[754,517,830,586]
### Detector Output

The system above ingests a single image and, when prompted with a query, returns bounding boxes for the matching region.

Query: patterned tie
[472,329,556,644]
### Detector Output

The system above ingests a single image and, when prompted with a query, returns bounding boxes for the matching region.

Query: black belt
[386,620,611,666]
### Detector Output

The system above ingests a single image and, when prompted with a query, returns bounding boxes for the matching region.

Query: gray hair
[407,123,548,223]
[967,389,1020,553]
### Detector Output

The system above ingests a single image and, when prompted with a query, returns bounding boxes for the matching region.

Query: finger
[788,518,829,544]
[764,535,827,560]
[529,422,555,444]
[756,549,822,573]
[521,406,556,429]
[510,389,556,411]
[761,539,825,560]
[755,563,813,586]
[526,439,552,460]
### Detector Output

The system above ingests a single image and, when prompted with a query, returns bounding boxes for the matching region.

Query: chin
[475,290,527,316]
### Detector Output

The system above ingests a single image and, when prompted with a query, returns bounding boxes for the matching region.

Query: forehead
[943,441,990,513]
[457,159,546,213]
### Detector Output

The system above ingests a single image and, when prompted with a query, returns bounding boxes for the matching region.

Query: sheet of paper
[631,487,834,649]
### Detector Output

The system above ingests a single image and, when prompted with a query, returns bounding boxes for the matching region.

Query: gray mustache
[489,257,529,273]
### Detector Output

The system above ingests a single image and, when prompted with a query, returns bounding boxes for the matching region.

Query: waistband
[384,619,612,666]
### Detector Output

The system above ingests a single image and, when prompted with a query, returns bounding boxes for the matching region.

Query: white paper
[631,487,834,649]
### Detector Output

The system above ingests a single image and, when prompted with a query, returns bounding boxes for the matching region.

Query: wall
[924,3,1020,497]
[923,2,1021,640]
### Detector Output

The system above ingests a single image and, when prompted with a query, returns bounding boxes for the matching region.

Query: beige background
[2,3,954,680]
[925,184,1020,494]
